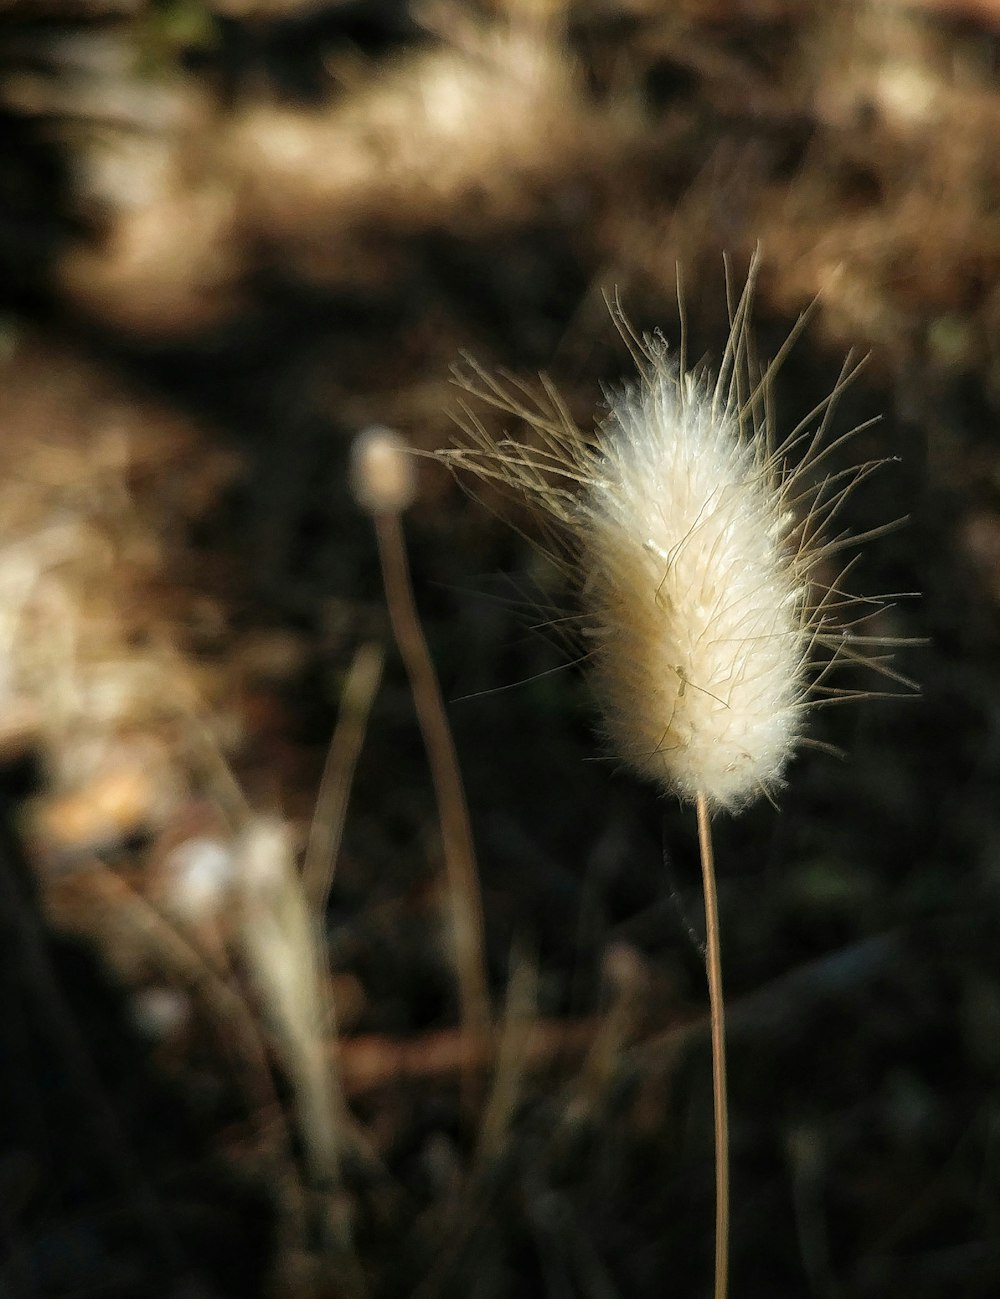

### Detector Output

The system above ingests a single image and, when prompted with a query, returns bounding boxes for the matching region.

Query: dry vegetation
[0,1,998,1296]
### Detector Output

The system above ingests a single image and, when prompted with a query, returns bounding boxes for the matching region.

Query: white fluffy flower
[581,361,807,807]
[441,263,900,810]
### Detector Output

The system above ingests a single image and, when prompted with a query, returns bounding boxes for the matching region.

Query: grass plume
[441,259,909,808]
[436,252,912,1299]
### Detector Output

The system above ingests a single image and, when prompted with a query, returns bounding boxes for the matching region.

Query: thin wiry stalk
[696,791,730,1299]
[303,640,384,913]
[373,508,491,1100]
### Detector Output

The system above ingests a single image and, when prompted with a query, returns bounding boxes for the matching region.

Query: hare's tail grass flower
[437,254,914,1299]
[444,270,911,808]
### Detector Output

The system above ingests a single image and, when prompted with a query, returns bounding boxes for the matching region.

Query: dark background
[0,1,996,1296]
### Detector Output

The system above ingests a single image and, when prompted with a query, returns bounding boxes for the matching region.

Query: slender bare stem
[696,790,730,1299]
[373,509,491,1090]
[303,640,384,913]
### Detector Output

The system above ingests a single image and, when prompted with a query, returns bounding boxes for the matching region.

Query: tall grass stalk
[436,253,912,1297]
[352,427,491,1105]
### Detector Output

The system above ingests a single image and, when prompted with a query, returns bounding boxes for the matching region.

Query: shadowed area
[0,2,995,1296]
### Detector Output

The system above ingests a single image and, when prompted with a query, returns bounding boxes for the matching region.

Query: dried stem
[696,790,730,1299]
[335,1015,601,1098]
[372,509,491,1094]
[303,640,385,912]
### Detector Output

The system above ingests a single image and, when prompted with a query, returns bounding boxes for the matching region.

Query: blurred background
[0,0,996,1295]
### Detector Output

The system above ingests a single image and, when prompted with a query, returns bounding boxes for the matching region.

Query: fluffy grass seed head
[440,261,902,811]
[581,361,805,808]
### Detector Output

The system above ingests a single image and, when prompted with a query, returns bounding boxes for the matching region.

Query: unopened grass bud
[351,425,417,515]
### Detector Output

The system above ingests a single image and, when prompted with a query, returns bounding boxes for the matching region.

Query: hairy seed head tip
[351,425,417,516]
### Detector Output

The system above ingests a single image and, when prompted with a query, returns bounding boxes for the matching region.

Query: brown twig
[336,1017,600,1099]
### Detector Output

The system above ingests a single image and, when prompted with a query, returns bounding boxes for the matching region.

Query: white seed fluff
[440,270,896,811]
[580,366,805,808]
